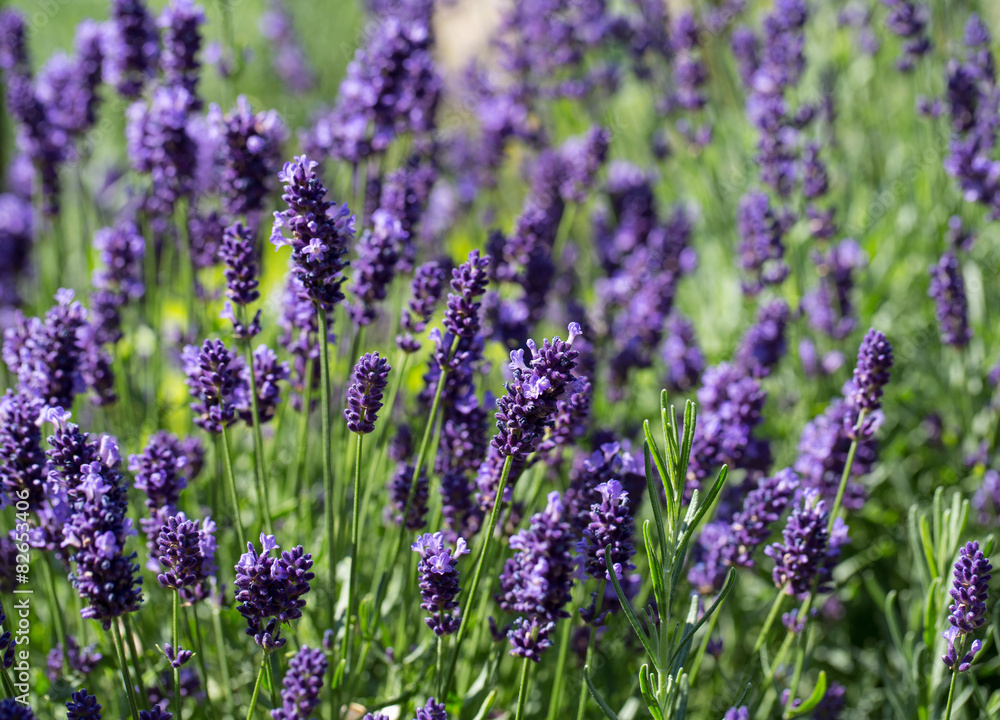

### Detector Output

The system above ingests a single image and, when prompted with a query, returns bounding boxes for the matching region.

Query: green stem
[112,621,141,720]
[345,432,364,686]
[781,628,808,718]
[174,591,182,720]
[241,314,274,536]
[827,409,867,536]
[943,663,959,720]
[245,654,268,720]
[293,358,314,516]
[221,426,247,551]
[546,619,573,720]
[443,455,514,699]
[189,608,216,718]
[42,556,69,673]
[753,587,787,655]
[436,636,444,701]
[576,626,597,720]
[265,656,279,710]
[211,600,235,718]
[514,656,531,720]
[318,305,336,630]
[122,613,148,705]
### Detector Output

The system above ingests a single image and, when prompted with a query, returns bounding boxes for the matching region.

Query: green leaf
[331,657,347,689]
[644,441,670,563]
[672,466,728,590]
[679,401,696,494]
[919,515,938,580]
[670,568,737,670]
[645,423,674,524]
[584,665,623,720]
[786,671,828,717]
[470,689,497,720]
[644,519,666,607]
[609,565,658,665]
[638,664,665,720]
[983,534,996,558]
[922,576,942,653]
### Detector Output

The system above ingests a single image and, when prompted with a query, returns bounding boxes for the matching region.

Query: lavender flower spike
[764,489,847,599]
[928,252,971,348]
[344,352,391,434]
[580,480,636,580]
[65,689,102,720]
[942,541,992,672]
[850,328,893,413]
[271,155,354,309]
[397,260,448,353]
[181,339,239,434]
[412,532,470,635]
[271,645,327,720]
[415,698,447,720]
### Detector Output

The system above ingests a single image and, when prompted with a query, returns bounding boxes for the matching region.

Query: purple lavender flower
[537,376,592,464]
[442,249,491,343]
[158,0,205,105]
[723,708,749,720]
[497,492,575,661]
[91,222,145,345]
[397,260,448,353]
[46,637,102,683]
[0,9,28,73]
[73,21,106,130]
[305,17,441,163]
[735,299,790,378]
[218,221,261,339]
[973,470,1000,525]
[412,532,469,636]
[181,339,239,434]
[58,434,144,628]
[271,155,354,310]
[259,0,316,94]
[271,645,327,720]
[129,432,201,513]
[0,390,47,510]
[882,0,931,72]
[36,53,93,139]
[558,126,611,203]
[126,86,198,217]
[138,709,172,720]
[387,463,429,530]
[737,191,788,295]
[349,209,405,326]
[234,533,314,653]
[0,192,33,316]
[187,208,227,272]
[660,314,704,393]
[492,325,581,464]
[942,541,991,672]
[929,251,971,348]
[850,329,893,413]
[156,513,206,590]
[65,689,101,720]
[726,468,799,567]
[105,0,160,99]
[3,289,88,408]
[379,160,438,272]
[794,399,876,510]
[214,96,287,219]
[802,239,866,341]
[0,699,35,718]
[580,480,635,580]
[414,698,447,720]
[765,489,847,599]
[344,352,391,434]
[235,345,289,426]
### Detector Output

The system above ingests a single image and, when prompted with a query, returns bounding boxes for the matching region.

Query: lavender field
[1,0,999,719]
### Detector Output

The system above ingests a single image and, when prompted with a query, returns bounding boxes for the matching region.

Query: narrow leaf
[584,665,623,720]
[786,671,827,717]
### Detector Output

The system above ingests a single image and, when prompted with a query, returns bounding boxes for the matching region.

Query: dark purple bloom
[660,314,704,393]
[65,689,101,720]
[397,260,448,353]
[580,480,635,580]
[162,643,193,669]
[537,376,592,464]
[794,399,877,510]
[726,468,799,567]
[765,489,847,599]
[271,155,354,310]
[387,463,429,530]
[442,249,491,342]
[156,513,205,590]
[105,0,160,98]
[737,191,788,295]
[138,709,172,720]
[55,430,144,628]
[36,52,95,139]
[344,352,391,434]
[305,16,441,163]
[271,645,327,720]
[0,389,47,510]
[735,299,790,378]
[929,251,971,348]
[491,325,581,464]
[181,339,239,434]
[218,221,262,339]
[942,541,991,672]
[0,699,35,719]
[414,698,447,720]
[881,0,931,72]
[3,289,88,408]
[158,0,205,105]
[723,708,749,720]
[214,96,287,219]
[378,160,438,272]
[46,637,102,683]
[411,532,469,636]
[497,492,575,661]
[850,329,893,413]
[126,85,198,217]
[91,221,145,345]
[349,209,405,326]
[557,125,611,203]
[129,431,201,512]
[236,345,290,426]
[234,533,314,653]
[0,9,28,73]
[259,0,317,95]
[802,239,866,341]
[73,21,106,131]
[187,207,227,272]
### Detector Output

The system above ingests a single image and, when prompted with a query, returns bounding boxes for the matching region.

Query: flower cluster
[344,352,391,434]
[181,339,240,433]
[765,489,847,599]
[412,532,469,636]
[942,541,992,672]
[397,260,448,353]
[271,645,327,720]
[580,480,636,580]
